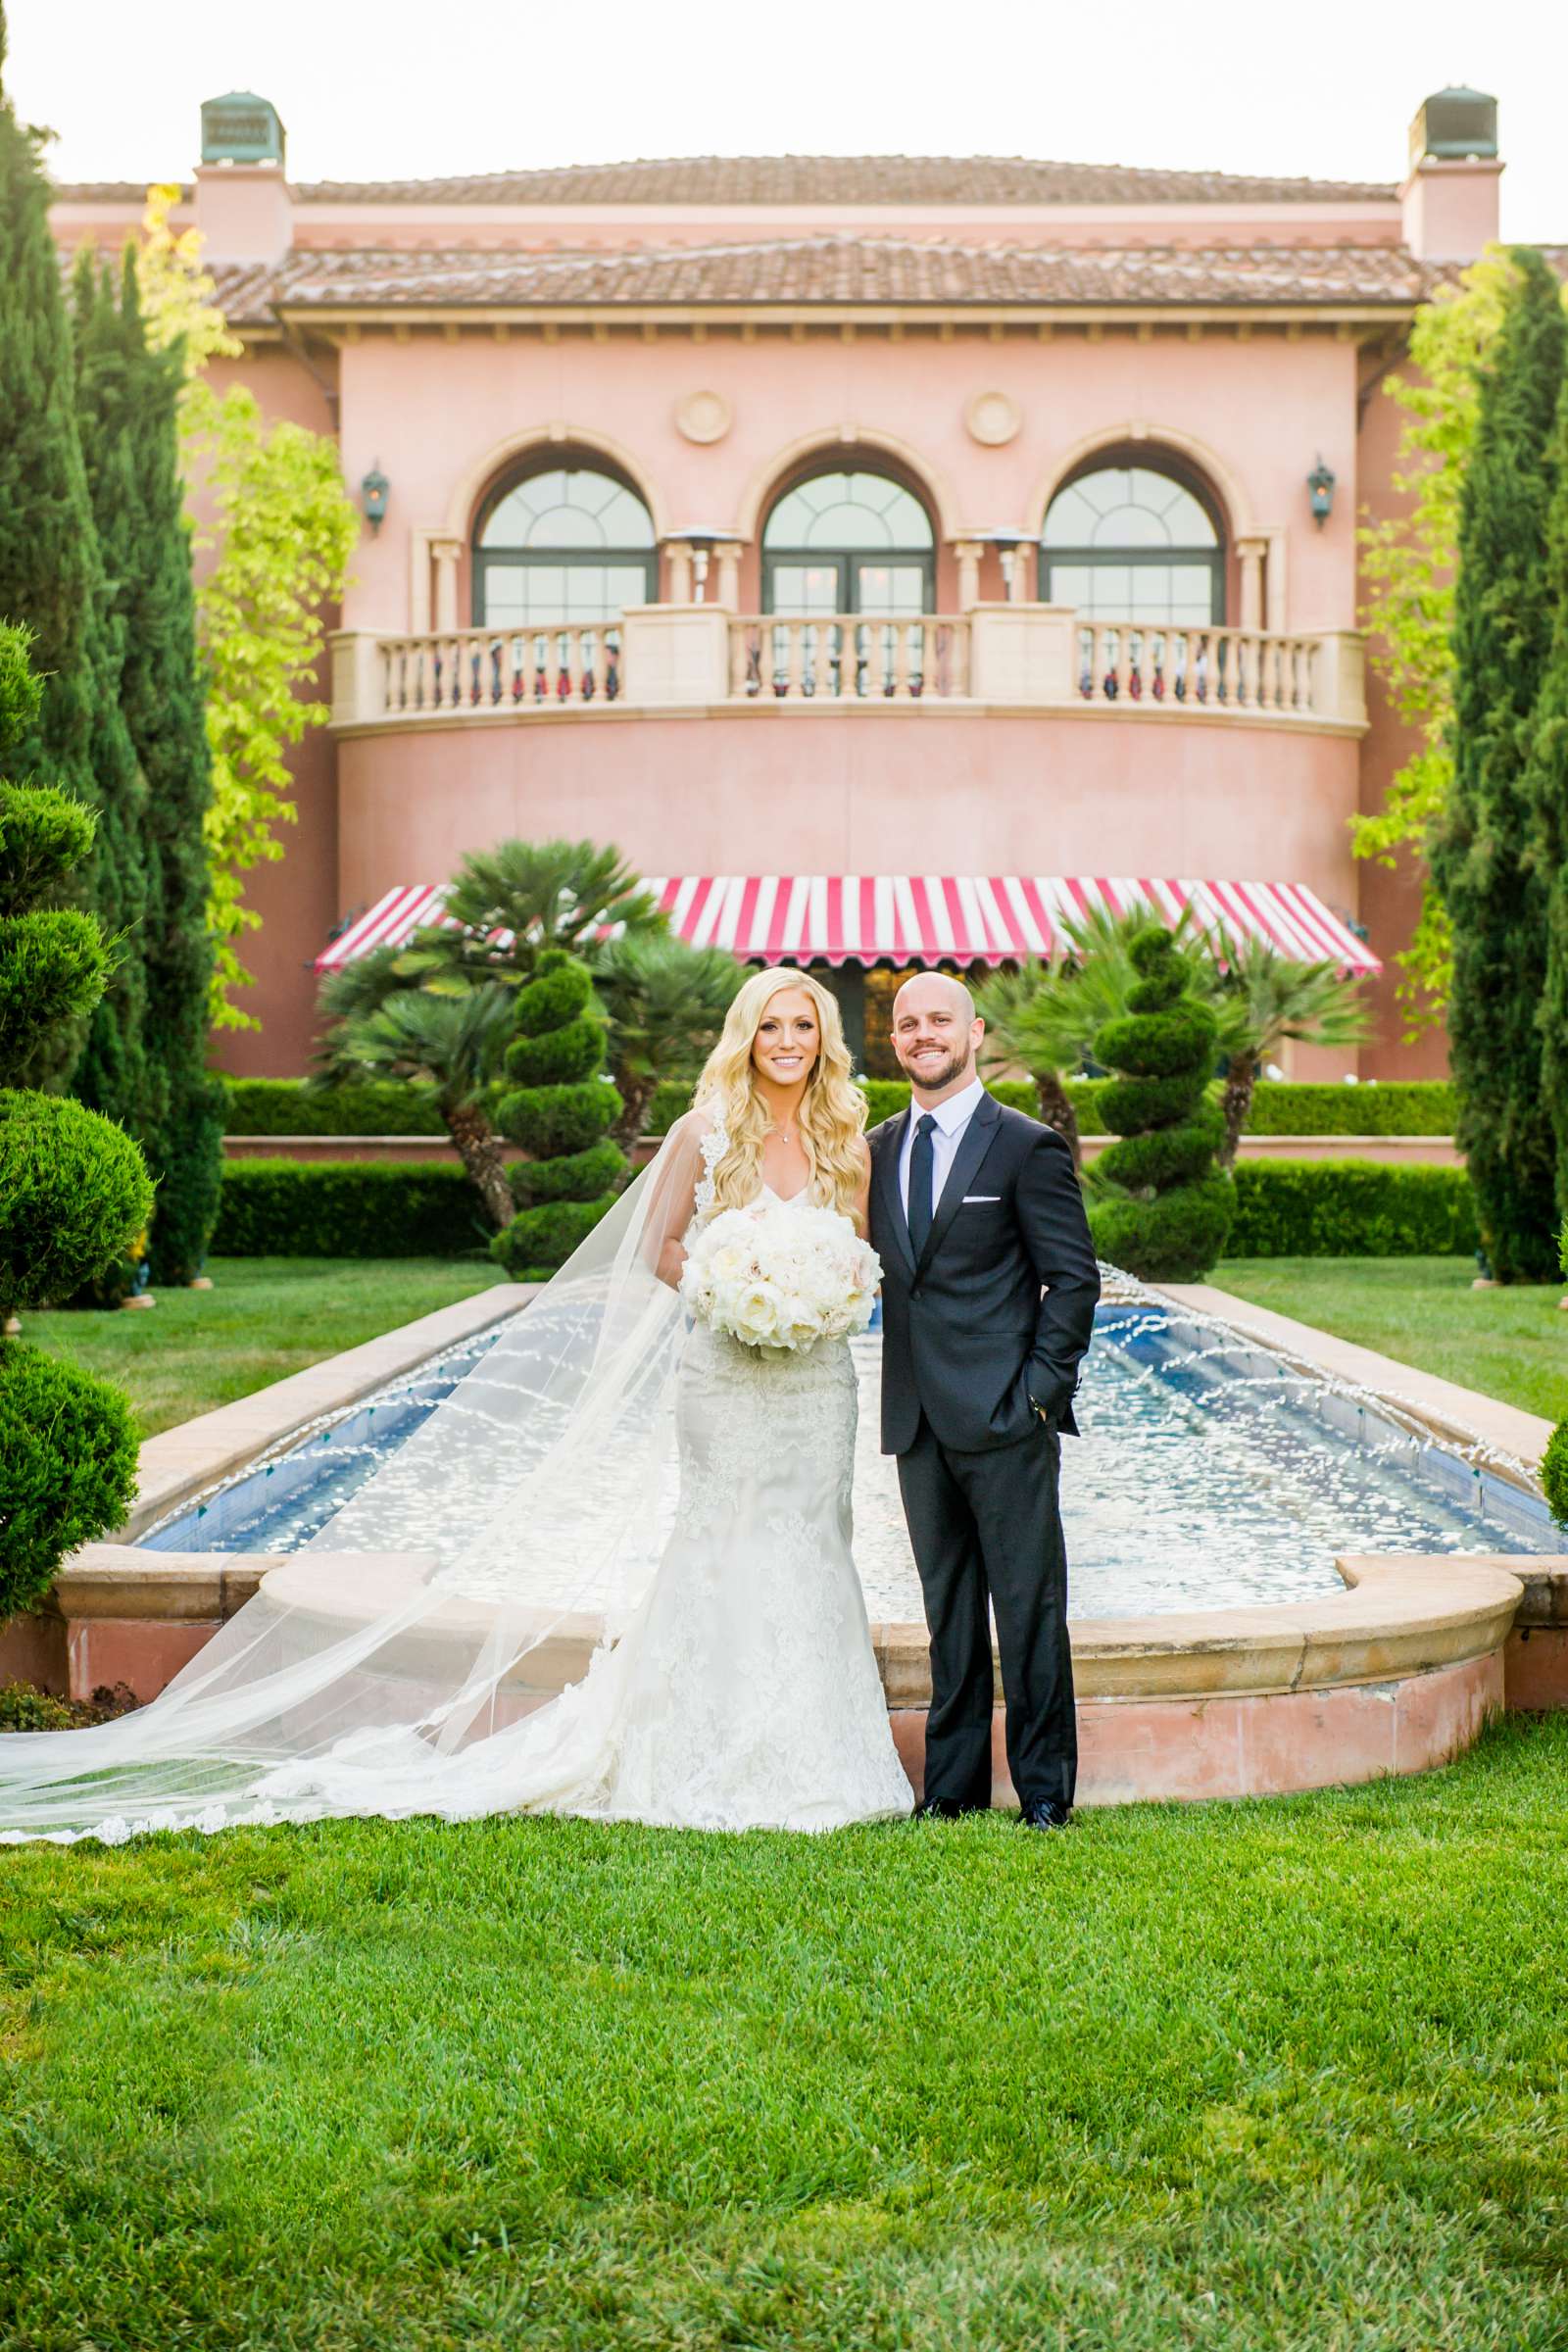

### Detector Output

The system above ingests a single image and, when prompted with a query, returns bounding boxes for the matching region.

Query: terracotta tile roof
[290,155,1399,207]
[208,236,1451,321]
[52,155,1397,209]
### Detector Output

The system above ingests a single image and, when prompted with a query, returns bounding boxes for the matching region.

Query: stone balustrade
[330,607,1366,730]
[377,623,622,716]
[726,614,970,701]
[1072,621,1320,714]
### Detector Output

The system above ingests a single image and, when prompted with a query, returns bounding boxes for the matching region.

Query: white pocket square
[961,1195,1002,1203]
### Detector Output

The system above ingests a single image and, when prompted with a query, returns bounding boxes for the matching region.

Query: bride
[0,967,913,1843]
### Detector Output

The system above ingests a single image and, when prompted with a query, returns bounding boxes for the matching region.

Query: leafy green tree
[0,15,144,1109]
[1530,368,1568,1223]
[1208,938,1372,1170]
[0,625,148,1618]
[73,248,223,1283]
[1431,247,1567,1283]
[1354,249,1529,1030]
[316,977,516,1231]
[491,953,626,1280]
[592,931,741,1147]
[1087,928,1234,1282]
[135,183,359,1031]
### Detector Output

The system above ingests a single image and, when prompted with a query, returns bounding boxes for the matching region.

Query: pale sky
[9,0,1563,243]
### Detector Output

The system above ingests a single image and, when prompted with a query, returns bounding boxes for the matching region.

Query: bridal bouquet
[681,1200,882,1352]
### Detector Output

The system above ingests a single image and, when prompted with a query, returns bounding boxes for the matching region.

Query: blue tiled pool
[139,1298,1565,1621]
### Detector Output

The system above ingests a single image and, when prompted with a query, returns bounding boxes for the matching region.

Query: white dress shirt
[898,1076,987,1225]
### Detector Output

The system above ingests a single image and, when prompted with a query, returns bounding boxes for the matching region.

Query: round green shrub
[490,1197,614,1280]
[503,1012,606,1089]
[0,1343,139,1618]
[514,956,595,1034]
[511,1137,627,1206]
[496,1079,617,1158]
[1096,1073,1201,1134]
[1542,1420,1568,1527]
[0,784,96,914]
[0,1091,156,1312]
[1097,1105,1223,1194]
[1090,1173,1236,1283]
[0,908,110,1070]
[1095,1000,1218,1079]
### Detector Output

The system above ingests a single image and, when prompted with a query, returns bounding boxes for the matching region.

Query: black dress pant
[896,1413,1076,1811]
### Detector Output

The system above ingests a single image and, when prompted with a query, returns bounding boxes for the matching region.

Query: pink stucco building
[51,88,1521,1078]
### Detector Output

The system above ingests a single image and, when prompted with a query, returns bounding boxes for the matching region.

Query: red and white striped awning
[317,875,1380,975]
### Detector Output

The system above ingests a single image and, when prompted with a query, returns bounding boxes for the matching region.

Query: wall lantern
[1306,457,1336,528]
[361,461,390,534]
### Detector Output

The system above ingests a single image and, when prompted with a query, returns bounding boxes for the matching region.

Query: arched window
[1040,464,1224,626]
[761,469,935,616]
[473,465,657,628]
[756,468,937,699]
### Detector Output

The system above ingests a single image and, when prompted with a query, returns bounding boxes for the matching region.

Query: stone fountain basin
[6,1281,1565,1807]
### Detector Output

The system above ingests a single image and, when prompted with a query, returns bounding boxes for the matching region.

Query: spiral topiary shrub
[1088,927,1235,1281]
[0,626,148,1615]
[492,949,626,1279]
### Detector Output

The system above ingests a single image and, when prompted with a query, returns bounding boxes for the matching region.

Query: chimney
[192,91,294,263]
[1401,87,1502,262]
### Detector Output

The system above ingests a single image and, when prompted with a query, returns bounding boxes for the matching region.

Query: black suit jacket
[868,1091,1101,1456]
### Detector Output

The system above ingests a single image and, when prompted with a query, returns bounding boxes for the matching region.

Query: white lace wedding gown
[260,1184,913,1835]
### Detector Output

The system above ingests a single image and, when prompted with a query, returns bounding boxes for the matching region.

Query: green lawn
[18,1256,503,1439]
[1211,1254,1568,1424]
[1,1716,1564,2350]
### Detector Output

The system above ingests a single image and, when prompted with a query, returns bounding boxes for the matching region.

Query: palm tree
[1208,934,1372,1168]
[975,906,1208,1167]
[973,964,1084,1158]
[592,932,743,1148]
[316,981,517,1231]
[396,838,664,989]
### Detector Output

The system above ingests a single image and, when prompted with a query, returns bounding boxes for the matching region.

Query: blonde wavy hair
[694,967,866,1217]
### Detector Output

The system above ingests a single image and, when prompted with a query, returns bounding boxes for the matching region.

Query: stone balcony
[329,605,1368,735]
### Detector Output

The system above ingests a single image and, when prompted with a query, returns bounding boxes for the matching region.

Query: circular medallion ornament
[965,390,1020,448]
[675,390,733,445]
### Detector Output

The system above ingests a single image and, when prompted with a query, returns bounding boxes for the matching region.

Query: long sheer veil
[0,1115,713,1844]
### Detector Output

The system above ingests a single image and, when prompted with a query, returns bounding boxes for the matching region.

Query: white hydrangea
[681,1199,882,1352]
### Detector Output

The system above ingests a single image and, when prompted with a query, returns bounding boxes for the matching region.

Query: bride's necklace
[767,1120,797,1145]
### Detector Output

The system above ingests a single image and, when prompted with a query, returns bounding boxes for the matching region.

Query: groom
[869,974,1100,1831]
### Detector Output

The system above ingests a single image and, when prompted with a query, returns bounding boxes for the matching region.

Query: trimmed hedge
[212,1161,492,1258]
[224,1078,446,1138]
[230,1072,1457,1144]
[1224,1161,1479,1258]
[206,1152,1481,1263]
[1243,1080,1454,1137]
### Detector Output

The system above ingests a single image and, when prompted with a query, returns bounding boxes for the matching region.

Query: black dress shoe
[1019,1798,1073,1832]
[913,1797,987,1820]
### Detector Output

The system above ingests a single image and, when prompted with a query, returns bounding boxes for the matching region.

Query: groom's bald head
[893,971,975,1028]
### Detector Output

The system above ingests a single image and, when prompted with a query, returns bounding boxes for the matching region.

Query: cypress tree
[75,250,223,1281]
[0,15,146,1122]
[1432,247,1567,1282]
[68,251,154,1171]
[1530,368,1568,1225]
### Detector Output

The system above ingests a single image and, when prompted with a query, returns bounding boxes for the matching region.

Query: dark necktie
[906,1112,937,1261]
